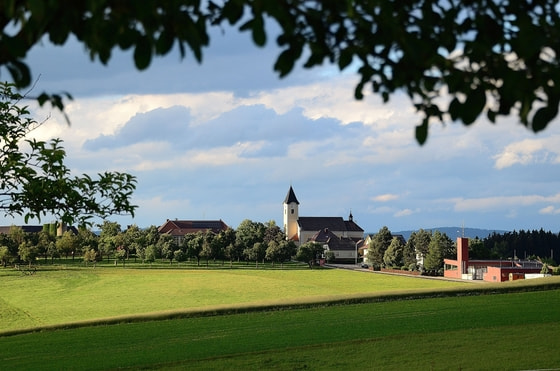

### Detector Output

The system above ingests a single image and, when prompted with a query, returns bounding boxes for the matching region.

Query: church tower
[283,185,299,241]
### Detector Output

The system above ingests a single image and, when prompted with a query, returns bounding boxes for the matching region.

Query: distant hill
[366,227,509,242]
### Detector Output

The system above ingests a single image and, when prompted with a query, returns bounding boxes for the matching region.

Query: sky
[3,23,560,234]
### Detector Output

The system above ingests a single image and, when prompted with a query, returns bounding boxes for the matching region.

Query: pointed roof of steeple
[283,186,300,205]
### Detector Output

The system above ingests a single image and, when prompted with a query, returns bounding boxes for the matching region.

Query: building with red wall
[444,238,544,282]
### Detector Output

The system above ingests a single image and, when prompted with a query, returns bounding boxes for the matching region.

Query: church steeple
[283,185,299,241]
[284,185,300,205]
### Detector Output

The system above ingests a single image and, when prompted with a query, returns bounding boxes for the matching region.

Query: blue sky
[4,25,560,234]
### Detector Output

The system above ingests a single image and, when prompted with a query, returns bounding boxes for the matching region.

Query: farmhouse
[444,237,545,282]
[309,227,359,262]
[158,219,229,245]
[283,186,364,261]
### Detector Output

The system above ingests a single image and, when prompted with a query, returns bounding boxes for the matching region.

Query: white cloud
[373,194,399,202]
[394,208,416,217]
[539,206,560,215]
[493,136,560,169]
[451,193,560,212]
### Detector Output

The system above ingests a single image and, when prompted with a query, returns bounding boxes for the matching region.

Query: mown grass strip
[1,289,559,370]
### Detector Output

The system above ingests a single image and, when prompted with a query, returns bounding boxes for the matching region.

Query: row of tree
[4,221,560,271]
[365,227,455,273]
[474,229,560,264]
[0,219,323,269]
[366,226,560,273]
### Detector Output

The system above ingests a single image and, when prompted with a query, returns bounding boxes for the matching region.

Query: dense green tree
[8,225,25,252]
[366,226,393,269]
[199,231,215,267]
[4,2,560,143]
[144,244,158,264]
[216,227,236,265]
[83,248,98,267]
[36,230,55,262]
[0,83,136,225]
[18,241,38,267]
[483,229,560,263]
[173,249,187,264]
[408,229,432,262]
[383,237,404,269]
[158,233,176,264]
[296,242,324,269]
[0,245,11,267]
[423,231,453,273]
[402,238,417,270]
[186,231,204,266]
[0,233,15,263]
[122,224,143,260]
[245,242,266,268]
[263,221,284,245]
[76,228,99,257]
[56,231,78,259]
[115,246,127,267]
[98,221,121,262]
[236,219,266,252]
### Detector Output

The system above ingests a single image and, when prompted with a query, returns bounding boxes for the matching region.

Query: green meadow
[0,265,465,331]
[1,266,559,370]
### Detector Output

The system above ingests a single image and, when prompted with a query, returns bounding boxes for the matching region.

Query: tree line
[365,226,455,274]
[473,229,560,265]
[366,226,560,274]
[0,219,327,269]
[4,221,559,271]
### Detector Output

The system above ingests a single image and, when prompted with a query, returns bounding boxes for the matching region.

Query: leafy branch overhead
[0,82,137,226]
[2,1,559,143]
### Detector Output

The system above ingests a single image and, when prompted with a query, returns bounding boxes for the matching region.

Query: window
[291,209,294,214]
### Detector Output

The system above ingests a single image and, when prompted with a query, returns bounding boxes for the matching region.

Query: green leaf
[462,87,486,125]
[487,110,496,123]
[274,49,297,77]
[134,36,152,70]
[415,118,429,145]
[448,97,462,121]
[338,48,353,70]
[532,106,557,133]
[6,61,31,88]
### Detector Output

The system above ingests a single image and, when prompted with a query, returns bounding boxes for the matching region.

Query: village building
[283,186,364,262]
[444,237,546,282]
[158,219,229,245]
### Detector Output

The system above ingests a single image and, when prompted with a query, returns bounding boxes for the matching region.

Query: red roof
[158,219,229,235]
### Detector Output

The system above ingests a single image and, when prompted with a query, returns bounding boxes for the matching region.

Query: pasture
[1,266,559,370]
[1,287,559,370]
[0,265,466,332]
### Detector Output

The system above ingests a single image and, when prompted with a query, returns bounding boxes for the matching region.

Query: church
[283,186,364,255]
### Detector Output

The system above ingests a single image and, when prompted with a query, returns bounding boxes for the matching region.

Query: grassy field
[0,265,467,331]
[1,265,559,370]
[0,288,558,370]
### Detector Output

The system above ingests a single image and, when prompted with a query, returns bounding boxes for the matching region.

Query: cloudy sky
[4,24,560,234]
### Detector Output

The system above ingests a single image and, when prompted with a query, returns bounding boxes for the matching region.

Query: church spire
[284,185,300,205]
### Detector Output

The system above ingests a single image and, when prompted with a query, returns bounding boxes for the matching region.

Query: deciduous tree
[296,242,324,269]
[56,231,78,259]
[0,83,136,225]
[3,2,559,142]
